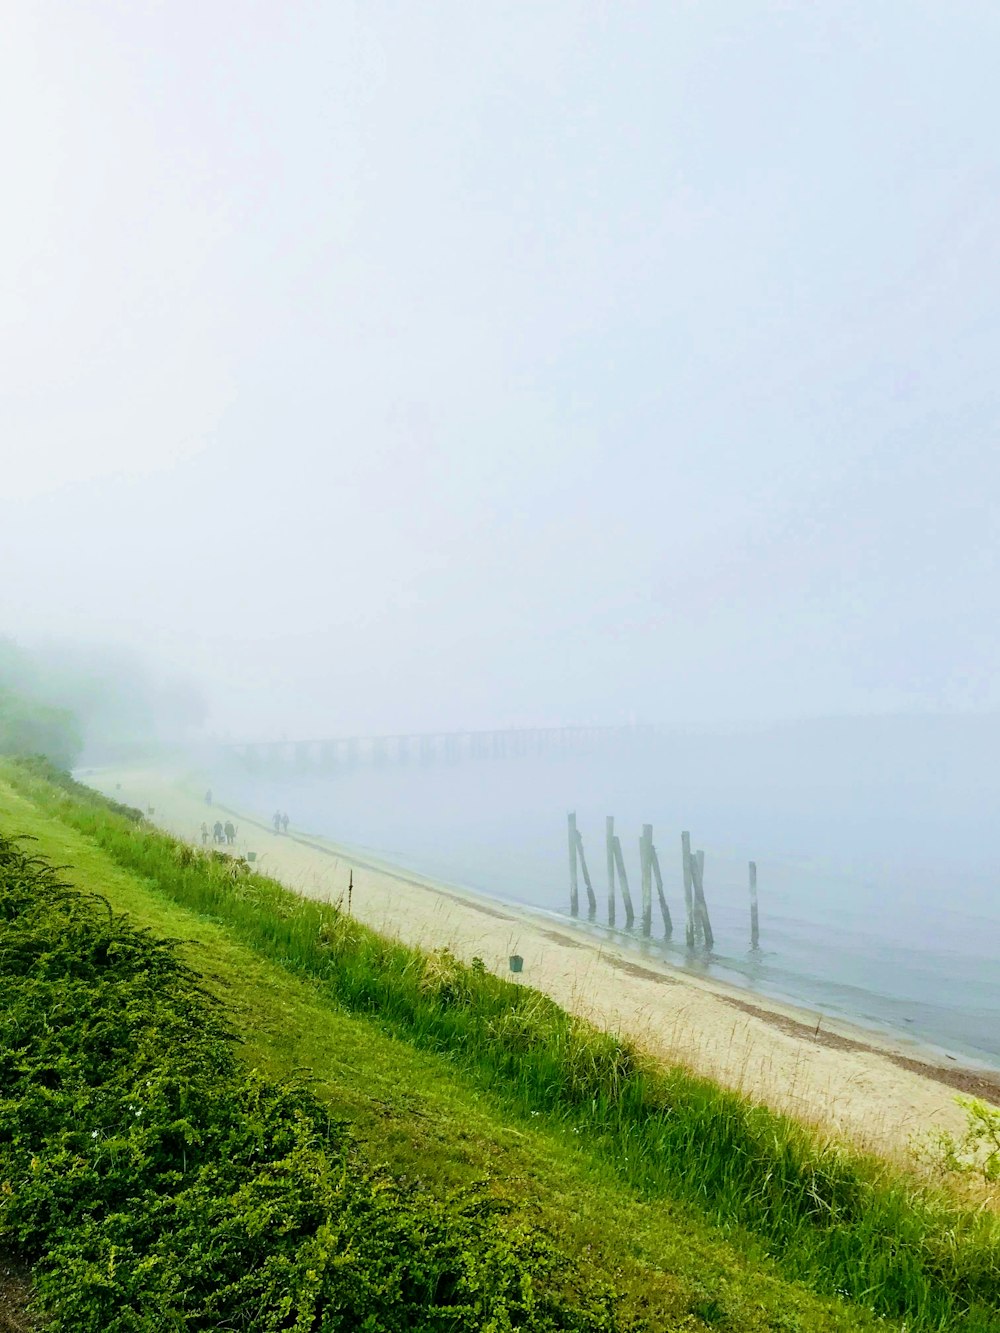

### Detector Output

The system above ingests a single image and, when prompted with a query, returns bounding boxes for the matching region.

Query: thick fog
[4,1,1000,742]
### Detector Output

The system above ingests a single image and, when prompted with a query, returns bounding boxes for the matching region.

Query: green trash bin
[509,955,523,974]
[247,852,257,863]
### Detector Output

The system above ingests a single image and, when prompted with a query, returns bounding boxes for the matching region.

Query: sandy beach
[95,765,1000,1158]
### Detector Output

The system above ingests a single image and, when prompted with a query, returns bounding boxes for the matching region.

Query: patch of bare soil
[0,1258,35,1333]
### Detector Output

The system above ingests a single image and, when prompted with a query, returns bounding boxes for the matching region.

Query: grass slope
[2,828,624,1332]
[2,761,998,1330]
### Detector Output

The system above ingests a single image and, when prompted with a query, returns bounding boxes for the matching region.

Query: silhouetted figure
[224,820,236,845]
[272,810,282,834]
[281,812,289,834]
[213,820,224,844]
[200,822,209,845]
[205,789,213,806]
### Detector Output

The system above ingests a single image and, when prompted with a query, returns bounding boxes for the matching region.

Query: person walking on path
[200,822,209,846]
[224,820,236,845]
[213,820,224,844]
[281,812,289,834]
[272,810,282,834]
[205,789,213,806]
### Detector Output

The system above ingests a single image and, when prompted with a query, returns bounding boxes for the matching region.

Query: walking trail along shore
[93,766,1000,1160]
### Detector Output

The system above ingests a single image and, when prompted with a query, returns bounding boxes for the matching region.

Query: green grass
[3,757,999,1330]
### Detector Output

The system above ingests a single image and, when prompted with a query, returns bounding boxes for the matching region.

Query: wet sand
[97,766,1000,1156]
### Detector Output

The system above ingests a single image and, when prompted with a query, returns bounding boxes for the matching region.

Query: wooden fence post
[681,831,695,949]
[650,839,672,938]
[606,815,616,927]
[576,829,597,918]
[749,860,759,949]
[640,824,653,936]
[568,812,579,917]
[612,835,635,929]
[691,849,714,950]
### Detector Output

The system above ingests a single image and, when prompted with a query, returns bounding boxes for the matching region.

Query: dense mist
[4,2,1000,745]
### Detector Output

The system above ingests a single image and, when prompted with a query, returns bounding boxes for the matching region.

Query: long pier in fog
[222,723,652,773]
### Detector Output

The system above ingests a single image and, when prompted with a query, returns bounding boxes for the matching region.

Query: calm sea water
[214,726,1000,1067]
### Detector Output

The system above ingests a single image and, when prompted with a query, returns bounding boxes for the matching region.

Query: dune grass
[4,757,1000,1330]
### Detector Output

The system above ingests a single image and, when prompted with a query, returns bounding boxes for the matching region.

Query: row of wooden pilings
[567,813,759,950]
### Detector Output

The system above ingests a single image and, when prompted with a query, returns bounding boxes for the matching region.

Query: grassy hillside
[2,759,998,1330]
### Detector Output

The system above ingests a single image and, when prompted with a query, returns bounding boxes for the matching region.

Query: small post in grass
[606,815,616,927]
[575,828,597,919]
[681,831,695,949]
[568,811,579,917]
[348,868,353,916]
[639,823,653,936]
[749,860,759,950]
[613,835,635,929]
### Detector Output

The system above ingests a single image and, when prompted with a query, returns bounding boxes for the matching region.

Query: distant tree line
[0,634,205,768]
[0,687,81,768]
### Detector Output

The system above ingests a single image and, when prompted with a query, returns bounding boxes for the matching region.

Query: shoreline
[214,794,1000,1094]
[283,828,1000,1104]
[92,766,1000,1153]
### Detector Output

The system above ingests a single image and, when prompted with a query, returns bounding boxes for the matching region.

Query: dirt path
[98,766,999,1157]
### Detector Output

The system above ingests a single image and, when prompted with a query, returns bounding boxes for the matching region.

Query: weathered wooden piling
[681,831,695,949]
[691,849,714,950]
[575,829,597,918]
[650,838,672,938]
[612,835,635,929]
[749,860,759,949]
[568,812,579,917]
[605,815,616,927]
[639,824,653,936]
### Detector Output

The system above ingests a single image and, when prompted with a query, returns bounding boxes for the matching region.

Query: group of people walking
[201,789,291,844]
[202,819,237,845]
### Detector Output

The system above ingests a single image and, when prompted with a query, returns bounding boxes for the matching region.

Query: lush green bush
[0,830,617,1331]
[928,1096,1000,1185]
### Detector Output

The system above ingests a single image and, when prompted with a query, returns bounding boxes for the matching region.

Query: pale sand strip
[95,767,999,1157]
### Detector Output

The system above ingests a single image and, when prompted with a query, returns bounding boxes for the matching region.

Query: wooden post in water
[639,824,653,936]
[568,812,579,916]
[612,835,635,929]
[606,815,616,927]
[650,838,672,938]
[681,832,695,949]
[575,829,597,919]
[749,860,759,949]
[691,849,714,950]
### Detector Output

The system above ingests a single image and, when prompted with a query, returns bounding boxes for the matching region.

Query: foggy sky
[4,2,1000,739]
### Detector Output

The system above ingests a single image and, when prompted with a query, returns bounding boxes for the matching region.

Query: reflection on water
[214,727,1000,1067]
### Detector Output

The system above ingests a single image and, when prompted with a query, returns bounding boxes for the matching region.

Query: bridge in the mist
[222,723,652,773]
